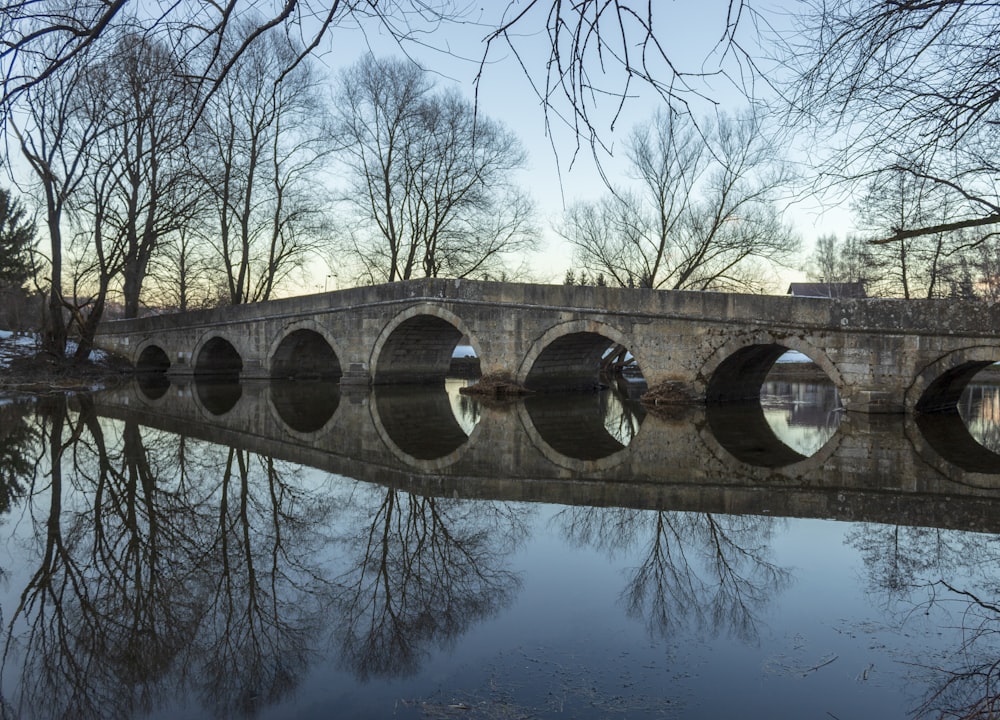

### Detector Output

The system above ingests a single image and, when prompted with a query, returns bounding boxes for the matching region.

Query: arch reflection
[373,384,475,461]
[137,372,170,401]
[915,413,1000,474]
[707,402,809,468]
[523,388,645,461]
[195,378,242,416]
[270,380,340,434]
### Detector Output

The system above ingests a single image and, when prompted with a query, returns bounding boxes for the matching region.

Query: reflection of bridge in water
[96,377,1000,533]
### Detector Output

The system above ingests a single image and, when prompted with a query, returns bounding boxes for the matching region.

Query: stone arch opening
[909,349,1000,464]
[270,329,342,380]
[374,314,466,385]
[193,336,243,416]
[707,344,793,403]
[136,344,170,374]
[524,330,646,393]
[706,342,844,465]
[194,337,243,378]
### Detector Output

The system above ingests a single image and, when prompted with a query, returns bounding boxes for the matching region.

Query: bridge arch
[193,334,244,377]
[267,321,344,380]
[371,304,481,384]
[518,320,640,392]
[909,346,1000,413]
[134,343,172,401]
[191,334,244,417]
[701,332,844,403]
[136,343,170,373]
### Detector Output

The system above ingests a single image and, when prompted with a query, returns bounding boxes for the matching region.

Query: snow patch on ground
[0,331,110,369]
[0,331,39,369]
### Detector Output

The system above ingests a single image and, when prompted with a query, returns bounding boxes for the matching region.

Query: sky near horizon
[306,0,851,290]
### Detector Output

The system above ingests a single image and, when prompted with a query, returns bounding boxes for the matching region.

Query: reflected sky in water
[761,377,843,456]
[1,379,1000,719]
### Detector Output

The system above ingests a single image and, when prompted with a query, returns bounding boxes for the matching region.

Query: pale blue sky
[312,1,853,288]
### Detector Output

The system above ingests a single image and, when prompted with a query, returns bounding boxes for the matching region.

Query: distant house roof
[787,282,867,299]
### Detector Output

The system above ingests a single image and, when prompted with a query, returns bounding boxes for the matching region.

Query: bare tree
[560,108,799,292]
[2,2,757,141]
[851,165,968,299]
[63,31,203,343]
[804,233,875,288]
[9,46,101,356]
[333,55,537,284]
[143,227,221,312]
[789,0,1000,244]
[196,22,332,305]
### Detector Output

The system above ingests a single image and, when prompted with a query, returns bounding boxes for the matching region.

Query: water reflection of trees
[1,398,533,718]
[329,484,528,679]
[847,522,1000,719]
[0,401,38,514]
[2,397,338,720]
[555,507,789,643]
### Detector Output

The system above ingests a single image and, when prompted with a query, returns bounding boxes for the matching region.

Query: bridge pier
[340,362,372,386]
[840,388,906,414]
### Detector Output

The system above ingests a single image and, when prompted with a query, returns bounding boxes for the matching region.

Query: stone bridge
[93,278,1000,413]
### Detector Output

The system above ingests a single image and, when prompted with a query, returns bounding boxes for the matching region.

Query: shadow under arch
[910,347,1000,413]
[194,336,243,377]
[269,380,341,435]
[519,320,641,393]
[269,325,343,380]
[137,344,170,373]
[371,384,477,468]
[371,305,480,385]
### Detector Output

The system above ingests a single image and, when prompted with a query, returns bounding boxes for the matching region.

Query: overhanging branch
[876,214,1000,244]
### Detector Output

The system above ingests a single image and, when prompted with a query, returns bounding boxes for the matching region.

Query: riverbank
[0,331,131,398]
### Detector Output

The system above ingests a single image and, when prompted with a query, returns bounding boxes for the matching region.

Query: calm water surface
[1,373,1000,719]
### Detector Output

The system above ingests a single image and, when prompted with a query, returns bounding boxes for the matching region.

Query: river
[0,369,999,719]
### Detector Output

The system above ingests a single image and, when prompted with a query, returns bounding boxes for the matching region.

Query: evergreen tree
[0,188,35,288]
